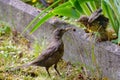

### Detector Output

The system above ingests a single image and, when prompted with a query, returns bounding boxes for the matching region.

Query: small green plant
[32,39,47,57]
[0,22,11,36]
[101,0,120,44]
[23,0,96,34]
[23,0,120,44]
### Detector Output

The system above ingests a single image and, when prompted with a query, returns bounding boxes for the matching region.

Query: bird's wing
[96,15,109,22]
[88,8,102,23]
[31,44,59,63]
[96,15,109,28]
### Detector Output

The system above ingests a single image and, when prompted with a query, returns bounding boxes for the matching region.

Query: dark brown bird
[10,27,75,76]
[77,8,109,41]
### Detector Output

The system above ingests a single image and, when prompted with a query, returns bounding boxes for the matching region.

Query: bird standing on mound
[10,27,75,76]
[77,8,109,41]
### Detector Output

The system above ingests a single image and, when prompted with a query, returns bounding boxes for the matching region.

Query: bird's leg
[54,64,61,76]
[45,67,51,77]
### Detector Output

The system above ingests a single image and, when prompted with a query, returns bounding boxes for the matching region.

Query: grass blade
[22,0,61,34]
[30,13,54,33]
[80,3,91,15]
[118,27,120,44]
[53,7,80,19]
[101,0,117,33]
[87,1,97,12]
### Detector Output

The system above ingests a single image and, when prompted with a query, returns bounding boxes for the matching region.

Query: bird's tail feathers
[6,62,33,72]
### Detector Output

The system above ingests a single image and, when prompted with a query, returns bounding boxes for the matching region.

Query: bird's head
[53,27,75,39]
[77,15,89,27]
